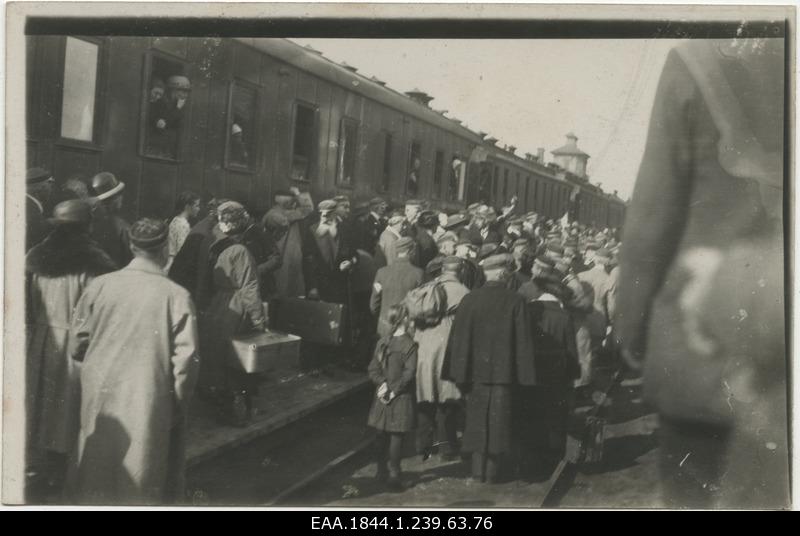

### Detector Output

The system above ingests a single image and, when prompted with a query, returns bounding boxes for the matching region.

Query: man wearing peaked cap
[443,249,537,482]
[26,167,56,251]
[355,196,388,255]
[67,217,199,504]
[89,172,132,268]
[370,236,423,338]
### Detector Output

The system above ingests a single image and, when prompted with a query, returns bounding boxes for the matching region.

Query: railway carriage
[26,35,625,227]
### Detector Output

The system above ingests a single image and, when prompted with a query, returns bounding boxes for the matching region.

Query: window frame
[432,149,445,199]
[55,35,107,151]
[406,140,422,196]
[223,78,261,174]
[336,116,360,188]
[138,48,191,163]
[289,99,319,184]
[379,130,393,193]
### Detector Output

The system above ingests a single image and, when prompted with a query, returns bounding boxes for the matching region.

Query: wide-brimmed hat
[47,199,92,226]
[27,167,53,185]
[91,172,125,201]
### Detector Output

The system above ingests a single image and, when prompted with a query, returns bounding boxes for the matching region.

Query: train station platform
[185,367,371,467]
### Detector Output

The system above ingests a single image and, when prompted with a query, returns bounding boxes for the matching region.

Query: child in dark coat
[367,304,418,490]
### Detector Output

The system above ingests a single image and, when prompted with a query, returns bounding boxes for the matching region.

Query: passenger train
[26,36,626,228]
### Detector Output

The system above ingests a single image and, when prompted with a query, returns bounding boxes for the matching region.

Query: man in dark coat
[241,217,282,299]
[356,197,388,254]
[26,167,55,252]
[89,172,132,268]
[520,276,579,478]
[454,239,485,290]
[442,253,537,482]
[615,39,787,508]
[304,199,358,305]
[465,206,502,247]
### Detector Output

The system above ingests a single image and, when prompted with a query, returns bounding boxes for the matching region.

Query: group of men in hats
[25,168,199,504]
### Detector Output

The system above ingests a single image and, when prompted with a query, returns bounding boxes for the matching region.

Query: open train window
[291,101,318,182]
[432,150,444,198]
[449,156,465,201]
[140,52,190,161]
[503,168,509,203]
[224,80,259,172]
[406,141,422,196]
[59,36,104,145]
[380,131,392,193]
[337,118,359,187]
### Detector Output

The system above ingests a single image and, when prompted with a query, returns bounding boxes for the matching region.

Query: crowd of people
[25,164,623,501]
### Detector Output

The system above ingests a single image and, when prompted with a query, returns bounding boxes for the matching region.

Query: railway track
[186,370,657,508]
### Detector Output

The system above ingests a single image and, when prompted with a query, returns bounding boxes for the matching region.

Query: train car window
[336,117,359,188]
[515,172,521,198]
[432,150,444,198]
[406,141,422,196]
[59,37,100,143]
[225,80,258,171]
[141,53,190,161]
[380,132,392,192]
[449,156,465,201]
[503,168,509,203]
[291,102,318,182]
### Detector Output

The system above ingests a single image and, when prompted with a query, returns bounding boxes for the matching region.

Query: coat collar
[124,256,167,276]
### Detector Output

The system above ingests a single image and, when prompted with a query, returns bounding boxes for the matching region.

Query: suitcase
[269,297,346,346]
[228,329,301,373]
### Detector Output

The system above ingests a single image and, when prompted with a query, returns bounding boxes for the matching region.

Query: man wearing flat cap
[304,199,359,305]
[262,186,314,298]
[89,171,133,268]
[26,167,55,251]
[443,253,537,483]
[68,218,199,504]
[375,211,406,267]
[370,236,423,339]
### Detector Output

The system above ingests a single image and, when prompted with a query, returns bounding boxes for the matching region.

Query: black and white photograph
[2,2,795,511]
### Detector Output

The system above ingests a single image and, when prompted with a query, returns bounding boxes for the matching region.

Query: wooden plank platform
[185,368,370,467]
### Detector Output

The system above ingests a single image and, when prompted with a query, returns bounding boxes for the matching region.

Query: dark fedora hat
[47,199,92,226]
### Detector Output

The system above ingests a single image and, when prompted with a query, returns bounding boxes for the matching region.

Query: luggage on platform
[269,297,346,346]
[228,329,301,373]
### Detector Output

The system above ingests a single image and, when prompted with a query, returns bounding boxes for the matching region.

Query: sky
[291,38,685,199]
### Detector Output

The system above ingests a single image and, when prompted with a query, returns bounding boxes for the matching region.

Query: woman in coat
[26,199,117,493]
[202,201,266,426]
[413,257,469,460]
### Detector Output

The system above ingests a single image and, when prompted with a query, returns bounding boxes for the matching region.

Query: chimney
[478,131,488,139]
[524,152,534,161]
[405,88,434,107]
[508,145,517,155]
[486,137,498,145]
[537,148,545,163]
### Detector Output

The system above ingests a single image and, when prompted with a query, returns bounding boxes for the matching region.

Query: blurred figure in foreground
[615,37,787,508]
